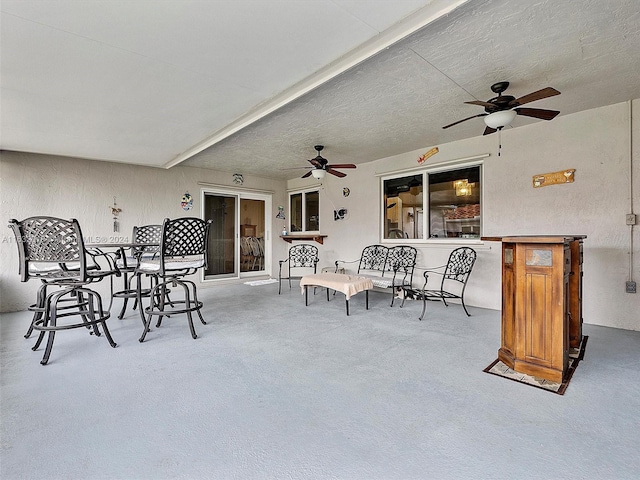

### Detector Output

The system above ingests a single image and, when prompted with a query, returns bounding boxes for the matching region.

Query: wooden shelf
[280,234,327,245]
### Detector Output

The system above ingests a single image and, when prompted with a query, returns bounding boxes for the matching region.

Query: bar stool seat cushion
[138,255,204,273]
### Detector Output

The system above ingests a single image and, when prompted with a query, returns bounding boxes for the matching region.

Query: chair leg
[40,290,66,365]
[461,298,471,317]
[419,296,427,321]
[88,289,117,348]
[185,280,206,325]
[26,282,48,338]
[155,283,167,328]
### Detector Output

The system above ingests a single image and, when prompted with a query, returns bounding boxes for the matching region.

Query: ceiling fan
[443,81,561,135]
[299,145,356,179]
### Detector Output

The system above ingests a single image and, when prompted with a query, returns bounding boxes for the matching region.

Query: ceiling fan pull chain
[498,128,502,156]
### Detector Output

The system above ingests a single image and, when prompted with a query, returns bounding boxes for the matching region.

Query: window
[289,189,319,233]
[382,165,481,240]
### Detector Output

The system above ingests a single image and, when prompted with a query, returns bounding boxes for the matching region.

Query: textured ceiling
[185,0,640,179]
[2,0,640,179]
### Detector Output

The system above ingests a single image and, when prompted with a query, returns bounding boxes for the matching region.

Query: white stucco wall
[288,100,640,331]
[0,152,288,312]
[2,100,638,330]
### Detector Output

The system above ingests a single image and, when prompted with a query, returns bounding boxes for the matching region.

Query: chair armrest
[86,248,120,276]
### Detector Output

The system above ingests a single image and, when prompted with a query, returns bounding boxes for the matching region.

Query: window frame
[379,160,484,244]
[288,187,320,234]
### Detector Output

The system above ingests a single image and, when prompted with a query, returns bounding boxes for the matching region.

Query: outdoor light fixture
[311,169,326,180]
[484,110,517,129]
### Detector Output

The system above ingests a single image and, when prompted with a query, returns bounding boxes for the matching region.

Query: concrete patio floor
[1,282,639,479]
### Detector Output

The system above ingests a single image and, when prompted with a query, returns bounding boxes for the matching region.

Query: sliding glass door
[203,189,271,281]
[204,192,238,279]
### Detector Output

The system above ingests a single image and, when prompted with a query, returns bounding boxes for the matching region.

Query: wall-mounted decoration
[343,187,350,197]
[533,169,575,188]
[233,173,244,185]
[334,208,348,221]
[109,197,122,232]
[181,192,193,211]
[418,147,439,164]
[275,205,286,220]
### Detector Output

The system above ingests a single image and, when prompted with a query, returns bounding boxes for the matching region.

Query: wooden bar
[486,235,586,383]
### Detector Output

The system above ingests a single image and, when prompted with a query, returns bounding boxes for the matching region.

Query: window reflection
[382,165,481,240]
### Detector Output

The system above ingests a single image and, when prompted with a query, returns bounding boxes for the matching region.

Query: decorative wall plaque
[533,169,575,188]
[418,147,439,164]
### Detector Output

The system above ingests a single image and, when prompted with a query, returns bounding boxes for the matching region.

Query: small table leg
[345,298,349,316]
[305,285,309,306]
[366,290,369,310]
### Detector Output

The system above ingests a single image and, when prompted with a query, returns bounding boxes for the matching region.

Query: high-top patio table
[300,272,374,316]
[86,242,158,325]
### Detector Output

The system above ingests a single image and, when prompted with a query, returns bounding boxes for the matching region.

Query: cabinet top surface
[481,235,587,243]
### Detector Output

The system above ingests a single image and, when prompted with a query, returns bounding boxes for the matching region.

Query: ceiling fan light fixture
[484,110,517,129]
[311,169,326,179]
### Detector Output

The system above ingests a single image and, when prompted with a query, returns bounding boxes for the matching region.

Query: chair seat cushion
[116,257,138,269]
[29,262,72,274]
[356,274,409,289]
[138,256,204,273]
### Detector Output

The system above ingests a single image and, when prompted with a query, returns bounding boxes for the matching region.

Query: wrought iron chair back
[387,245,417,277]
[442,247,477,285]
[278,244,319,294]
[158,217,212,274]
[9,216,87,282]
[133,224,161,257]
[357,245,388,273]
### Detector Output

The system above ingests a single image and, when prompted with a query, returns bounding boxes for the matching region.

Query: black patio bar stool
[136,217,212,342]
[8,216,118,365]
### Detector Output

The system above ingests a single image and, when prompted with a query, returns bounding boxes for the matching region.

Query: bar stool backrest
[159,217,212,274]
[8,216,87,282]
[133,224,162,258]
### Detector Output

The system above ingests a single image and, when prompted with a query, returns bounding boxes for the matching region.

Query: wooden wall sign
[532,169,575,188]
[418,147,439,164]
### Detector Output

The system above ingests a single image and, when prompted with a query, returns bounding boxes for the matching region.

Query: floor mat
[483,336,588,395]
[244,279,278,286]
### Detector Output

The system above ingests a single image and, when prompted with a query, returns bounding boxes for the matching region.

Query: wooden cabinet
[490,235,586,383]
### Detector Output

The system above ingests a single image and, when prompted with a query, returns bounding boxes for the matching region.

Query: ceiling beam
[163,0,471,169]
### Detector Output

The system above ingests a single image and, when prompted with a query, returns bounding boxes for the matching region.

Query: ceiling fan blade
[326,164,356,169]
[464,100,495,108]
[509,87,560,107]
[301,170,313,179]
[515,107,560,120]
[327,168,347,178]
[483,126,497,136]
[443,113,487,129]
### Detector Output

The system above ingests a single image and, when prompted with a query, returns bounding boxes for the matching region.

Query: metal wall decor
[343,187,350,197]
[109,197,122,232]
[276,205,286,220]
[532,169,575,188]
[181,192,193,211]
[233,173,244,185]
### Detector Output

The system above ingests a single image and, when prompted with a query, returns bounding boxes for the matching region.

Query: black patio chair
[136,217,212,342]
[408,247,477,318]
[278,244,319,294]
[8,216,118,365]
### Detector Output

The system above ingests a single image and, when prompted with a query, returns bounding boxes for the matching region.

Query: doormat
[483,336,588,395]
[244,279,278,286]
